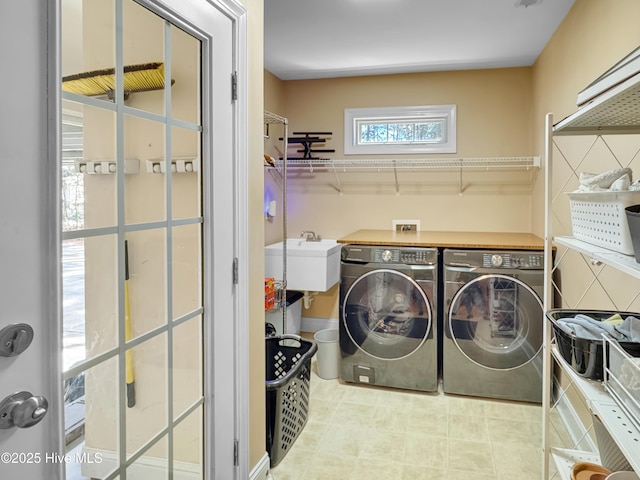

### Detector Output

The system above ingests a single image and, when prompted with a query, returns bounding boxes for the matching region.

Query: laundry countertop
[336,230,544,250]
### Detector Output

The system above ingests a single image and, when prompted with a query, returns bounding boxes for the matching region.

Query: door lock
[0,391,49,429]
[0,323,34,357]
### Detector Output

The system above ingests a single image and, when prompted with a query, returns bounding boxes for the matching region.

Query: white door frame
[46,0,250,478]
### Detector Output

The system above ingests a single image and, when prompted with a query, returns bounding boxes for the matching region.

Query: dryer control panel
[481,252,543,269]
[444,249,543,270]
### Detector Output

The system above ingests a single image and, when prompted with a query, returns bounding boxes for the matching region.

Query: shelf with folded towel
[554,236,640,279]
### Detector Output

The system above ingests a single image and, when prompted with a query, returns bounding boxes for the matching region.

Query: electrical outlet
[392,220,420,232]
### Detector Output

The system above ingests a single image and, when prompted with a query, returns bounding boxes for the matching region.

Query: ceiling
[264,0,575,81]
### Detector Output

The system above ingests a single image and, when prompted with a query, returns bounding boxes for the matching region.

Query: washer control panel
[342,245,438,265]
[372,248,436,265]
[481,252,543,269]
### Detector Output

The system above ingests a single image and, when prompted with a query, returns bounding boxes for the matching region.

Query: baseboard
[80,447,270,480]
[301,316,338,333]
[249,452,271,480]
[553,379,597,452]
[80,446,200,479]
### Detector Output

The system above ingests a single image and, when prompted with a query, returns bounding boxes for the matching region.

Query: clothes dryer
[443,248,544,403]
[340,245,438,392]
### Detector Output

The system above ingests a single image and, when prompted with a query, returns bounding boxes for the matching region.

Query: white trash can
[313,329,340,380]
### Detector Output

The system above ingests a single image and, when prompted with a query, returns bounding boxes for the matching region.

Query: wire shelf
[268,156,540,171]
[264,110,288,125]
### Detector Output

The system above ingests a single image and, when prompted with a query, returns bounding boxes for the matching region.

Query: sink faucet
[300,230,320,242]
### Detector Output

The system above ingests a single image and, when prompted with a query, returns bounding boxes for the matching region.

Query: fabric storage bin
[265,334,317,467]
[568,190,640,255]
[603,335,640,429]
[546,309,640,381]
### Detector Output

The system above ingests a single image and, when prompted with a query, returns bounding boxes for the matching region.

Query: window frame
[344,104,457,155]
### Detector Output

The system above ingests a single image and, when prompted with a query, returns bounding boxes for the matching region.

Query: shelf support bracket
[331,162,343,195]
[393,160,400,196]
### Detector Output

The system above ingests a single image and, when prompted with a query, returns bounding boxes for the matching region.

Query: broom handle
[125,240,136,407]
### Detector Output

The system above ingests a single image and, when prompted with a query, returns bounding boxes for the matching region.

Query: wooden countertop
[337,230,544,250]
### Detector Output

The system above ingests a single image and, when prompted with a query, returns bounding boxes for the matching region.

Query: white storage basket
[568,191,640,255]
[603,336,640,430]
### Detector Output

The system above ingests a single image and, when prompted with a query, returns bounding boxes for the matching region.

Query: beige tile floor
[270,354,546,480]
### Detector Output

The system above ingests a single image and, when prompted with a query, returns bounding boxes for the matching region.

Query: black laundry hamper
[265,334,317,467]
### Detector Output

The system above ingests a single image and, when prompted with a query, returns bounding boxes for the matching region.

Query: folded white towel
[579,168,633,189]
[610,173,631,191]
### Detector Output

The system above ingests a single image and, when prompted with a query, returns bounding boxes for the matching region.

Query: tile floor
[270,353,548,480]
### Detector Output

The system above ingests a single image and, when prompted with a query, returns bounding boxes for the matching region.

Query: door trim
[48,0,65,478]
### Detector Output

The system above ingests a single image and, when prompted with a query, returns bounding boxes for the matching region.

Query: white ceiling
[264,0,575,80]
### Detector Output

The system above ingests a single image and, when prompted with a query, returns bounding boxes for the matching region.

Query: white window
[344,105,456,155]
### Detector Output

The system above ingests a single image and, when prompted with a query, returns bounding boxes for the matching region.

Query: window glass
[345,105,456,155]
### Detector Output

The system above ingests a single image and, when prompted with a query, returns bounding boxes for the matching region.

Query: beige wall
[531,0,640,313]
[276,67,536,238]
[532,0,640,237]
[264,66,538,320]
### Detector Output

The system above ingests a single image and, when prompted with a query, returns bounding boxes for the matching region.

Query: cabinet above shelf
[554,236,640,279]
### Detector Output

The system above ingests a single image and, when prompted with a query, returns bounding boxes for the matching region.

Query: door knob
[0,324,34,357]
[0,391,49,429]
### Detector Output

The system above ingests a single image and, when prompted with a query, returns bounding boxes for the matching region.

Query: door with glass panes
[0,0,242,478]
[60,0,239,477]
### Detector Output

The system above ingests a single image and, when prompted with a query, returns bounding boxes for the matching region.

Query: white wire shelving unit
[542,70,640,479]
[264,111,289,324]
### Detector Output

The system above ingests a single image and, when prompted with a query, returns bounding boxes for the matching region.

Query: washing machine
[442,248,544,403]
[339,245,438,392]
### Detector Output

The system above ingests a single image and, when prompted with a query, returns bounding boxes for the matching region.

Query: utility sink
[265,239,341,292]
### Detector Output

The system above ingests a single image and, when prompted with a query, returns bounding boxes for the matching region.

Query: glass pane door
[61,0,204,477]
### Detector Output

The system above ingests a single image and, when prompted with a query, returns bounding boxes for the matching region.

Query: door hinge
[232,257,238,284]
[233,439,239,466]
[231,71,238,101]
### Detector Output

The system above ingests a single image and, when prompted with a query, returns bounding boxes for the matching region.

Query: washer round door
[448,274,543,370]
[342,269,432,360]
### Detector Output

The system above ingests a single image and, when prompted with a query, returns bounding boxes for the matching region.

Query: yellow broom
[124,240,135,408]
[62,62,173,98]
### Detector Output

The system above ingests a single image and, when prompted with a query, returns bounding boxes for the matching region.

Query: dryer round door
[342,269,432,360]
[448,274,542,370]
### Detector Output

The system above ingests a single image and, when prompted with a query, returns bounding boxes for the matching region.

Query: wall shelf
[265,156,539,195]
[267,156,540,171]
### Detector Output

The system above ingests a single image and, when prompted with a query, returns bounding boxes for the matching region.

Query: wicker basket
[568,190,640,255]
